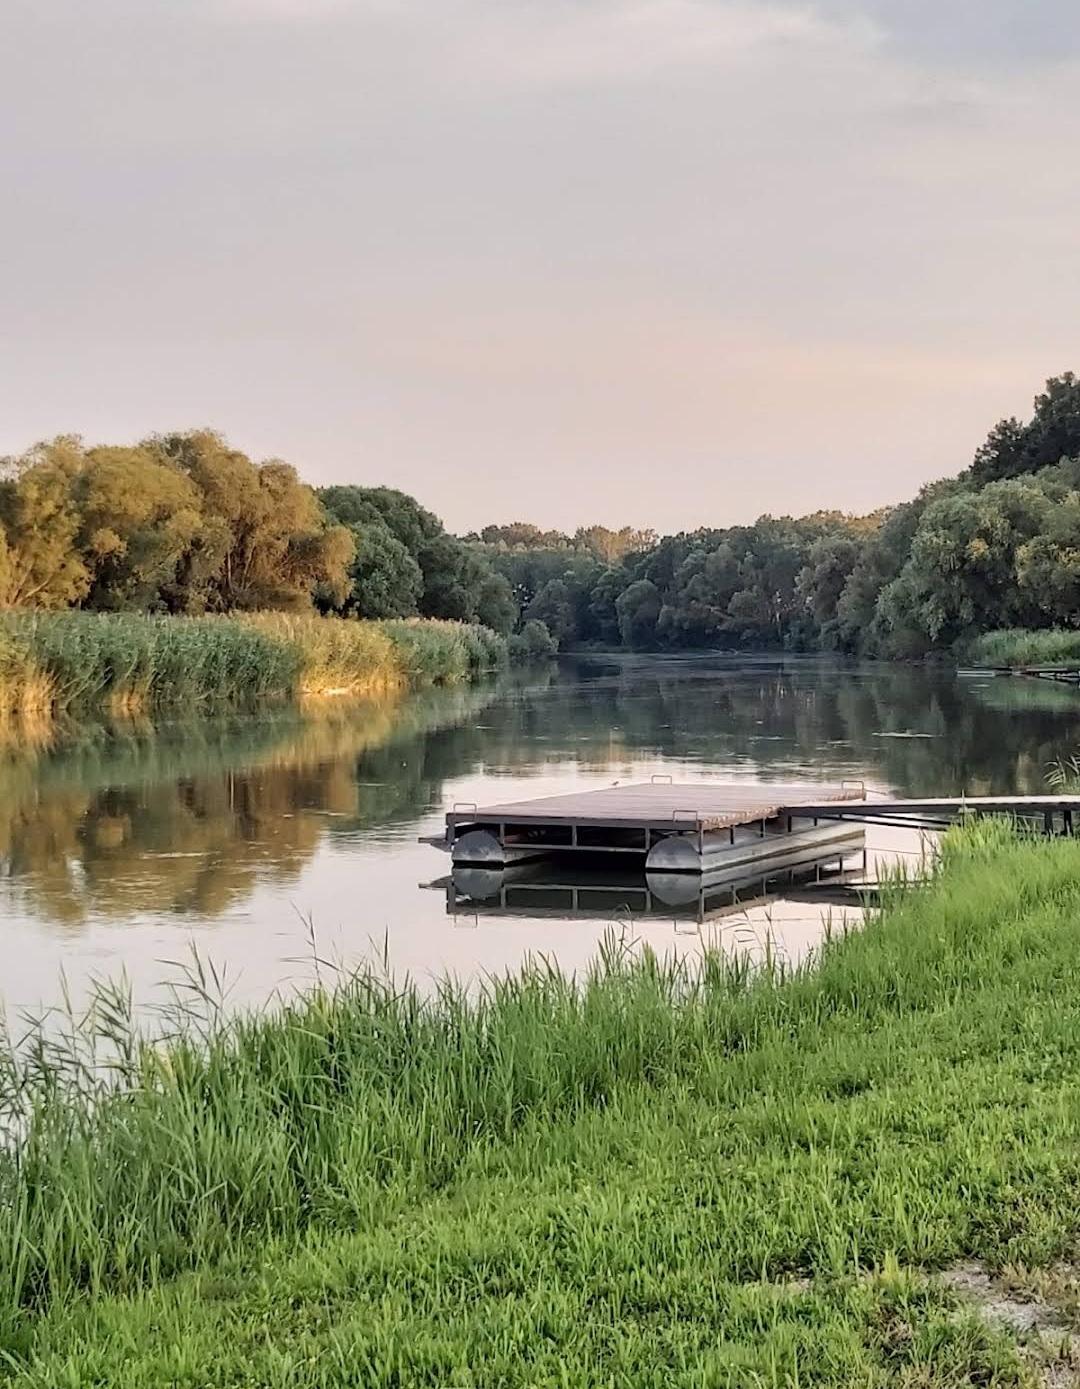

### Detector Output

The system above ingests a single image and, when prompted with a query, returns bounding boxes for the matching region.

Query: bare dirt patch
[942,1261,1080,1388]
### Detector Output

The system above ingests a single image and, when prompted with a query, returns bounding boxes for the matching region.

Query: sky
[2,0,1078,534]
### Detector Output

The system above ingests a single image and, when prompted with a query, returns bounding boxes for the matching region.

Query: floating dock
[446,781,866,875]
[442,782,1080,875]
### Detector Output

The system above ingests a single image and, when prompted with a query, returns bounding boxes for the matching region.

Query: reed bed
[966,626,1080,667]
[7,822,1080,1386]
[0,612,508,720]
[242,614,505,695]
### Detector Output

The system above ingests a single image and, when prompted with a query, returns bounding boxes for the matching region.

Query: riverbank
[0,611,508,728]
[4,824,1080,1384]
[966,627,1080,668]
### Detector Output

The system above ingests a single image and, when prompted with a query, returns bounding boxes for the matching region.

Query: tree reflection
[0,683,516,929]
[1,657,1076,931]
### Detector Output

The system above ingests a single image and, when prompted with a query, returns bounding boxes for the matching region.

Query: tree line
[3,372,1079,657]
[477,372,1080,656]
[0,432,517,633]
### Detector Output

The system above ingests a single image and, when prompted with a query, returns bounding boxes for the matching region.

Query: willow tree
[148,431,354,611]
[73,446,206,611]
[0,438,89,607]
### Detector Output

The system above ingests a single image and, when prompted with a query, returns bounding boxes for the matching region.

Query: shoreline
[0,611,510,737]
[4,824,1080,1383]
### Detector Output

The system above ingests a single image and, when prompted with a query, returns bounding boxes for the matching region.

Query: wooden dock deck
[445,781,864,872]
[447,781,862,838]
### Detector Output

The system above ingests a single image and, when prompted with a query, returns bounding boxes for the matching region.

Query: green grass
[4,823,1080,1383]
[966,626,1080,667]
[0,612,508,721]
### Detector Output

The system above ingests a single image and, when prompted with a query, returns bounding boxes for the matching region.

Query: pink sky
[2,0,1077,532]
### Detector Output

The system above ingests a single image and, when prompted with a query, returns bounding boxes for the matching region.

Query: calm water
[1,654,1076,1018]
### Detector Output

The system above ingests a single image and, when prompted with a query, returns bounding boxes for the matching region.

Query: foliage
[616,578,662,648]
[73,446,206,611]
[320,485,516,632]
[337,521,424,619]
[468,372,1080,658]
[0,433,354,616]
[0,612,508,718]
[970,372,1080,485]
[150,432,354,612]
[524,578,576,647]
[5,372,1080,661]
[508,617,559,660]
[0,438,89,608]
[965,628,1080,668]
[7,830,1080,1382]
[474,521,656,560]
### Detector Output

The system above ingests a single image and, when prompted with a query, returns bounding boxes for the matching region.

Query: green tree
[526,578,577,647]
[478,522,569,550]
[616,579,661,648]
[1014,492,1080,626]
[657,543,741,647]
[836,499,932,653]
[879,481,1047,651]
[470,567,518,635]
[0,438,89,608]
[794,534,862,649]
[337,520,423,619]
[586,566,624,646]
[1025,373,1080,473]
[321,486,442,557]
[509,618,559,659]
[970,373,1080,485]
[321,485,516,630]
[970,417,1029,486]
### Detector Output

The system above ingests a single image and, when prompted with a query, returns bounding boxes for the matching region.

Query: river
[1,654,1075,1020]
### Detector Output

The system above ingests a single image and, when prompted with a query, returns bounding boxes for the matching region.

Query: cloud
[457,0,880,87]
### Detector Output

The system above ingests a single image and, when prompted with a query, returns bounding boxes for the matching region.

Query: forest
[475,371,1080,658]
[3,372,1080,660]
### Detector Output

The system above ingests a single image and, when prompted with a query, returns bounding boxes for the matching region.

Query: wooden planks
[448,782,861,835]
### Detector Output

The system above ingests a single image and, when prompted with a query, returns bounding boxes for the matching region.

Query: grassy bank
[966,626,1080,667]
[0,611,507,723]
[5,825,1080,1383]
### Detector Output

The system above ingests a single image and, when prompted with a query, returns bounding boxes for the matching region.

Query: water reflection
[0,683,509,929]
[437,859,872,922]
[0,656,1076,1013]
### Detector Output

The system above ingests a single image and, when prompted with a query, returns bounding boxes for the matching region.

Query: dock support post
[1045,810,1054,837]
[1066,810,1074,837]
